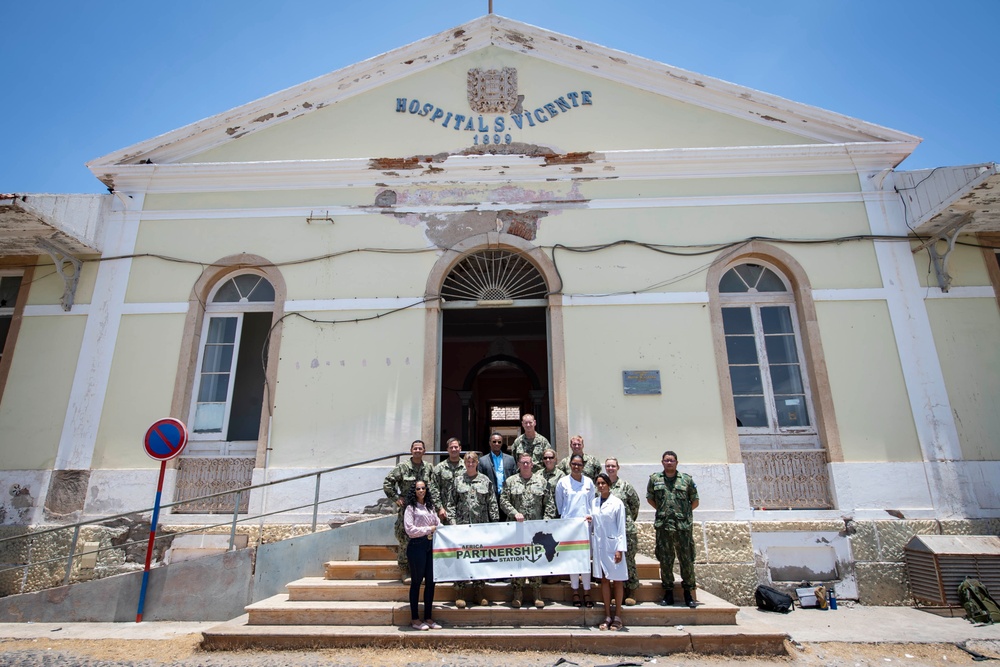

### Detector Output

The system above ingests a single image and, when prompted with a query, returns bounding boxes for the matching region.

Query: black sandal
[583,591,594,608]
[572,591,582,607]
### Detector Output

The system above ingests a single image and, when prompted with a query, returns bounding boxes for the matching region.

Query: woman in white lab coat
[591,472,627,630]
[555,453,596,608]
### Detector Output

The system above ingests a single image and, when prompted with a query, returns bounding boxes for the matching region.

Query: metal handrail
[0,450,437,595]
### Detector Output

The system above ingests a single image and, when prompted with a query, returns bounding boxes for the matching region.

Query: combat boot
[532,587,545,608]
[683,590,696,608]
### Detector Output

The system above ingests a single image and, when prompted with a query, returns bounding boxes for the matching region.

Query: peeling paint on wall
[44,470,90,519]
[368,153,449,171]
[2,484,35,524]
[376,180,585,208]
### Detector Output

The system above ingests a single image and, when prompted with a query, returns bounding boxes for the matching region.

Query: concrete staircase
[201,545,787,655]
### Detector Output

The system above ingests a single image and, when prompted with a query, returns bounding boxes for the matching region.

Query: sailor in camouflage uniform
[510,413,551,472]
[605,457,641,604]
[556,435,601,481]
[447,451,500,608]
[540,448,564,518]
[430,437,464,522]
[646,450,699,607]
[383,440,435,576]
[500,453,557,608]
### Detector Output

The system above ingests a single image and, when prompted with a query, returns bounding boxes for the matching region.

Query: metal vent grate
[904,535,1000,606]
[441,250,547,302]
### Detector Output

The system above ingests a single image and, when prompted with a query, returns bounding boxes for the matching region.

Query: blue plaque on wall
[623,370,661,395]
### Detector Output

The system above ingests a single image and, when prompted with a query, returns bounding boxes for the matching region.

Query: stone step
[358,545,396,560]
[324,560,404,580]
[326,556,667,580]
[289,577,692,605]
[201,615,788,656]
[245,594,737,627]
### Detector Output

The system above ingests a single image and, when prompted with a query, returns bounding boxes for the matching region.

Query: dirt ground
[0,637,993,667]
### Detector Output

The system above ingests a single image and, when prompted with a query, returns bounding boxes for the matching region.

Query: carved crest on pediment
[467,67,518,114]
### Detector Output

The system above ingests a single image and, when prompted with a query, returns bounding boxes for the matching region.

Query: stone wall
[638,518,1000,606]
[0,520,335,597]
[4,516,999,603]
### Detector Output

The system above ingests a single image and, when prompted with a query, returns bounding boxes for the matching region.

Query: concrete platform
[288,576,702,605]
[200,614,788,655]
[245,595,738,627]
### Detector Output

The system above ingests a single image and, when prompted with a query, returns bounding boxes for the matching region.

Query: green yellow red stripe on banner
[429,517,592,582]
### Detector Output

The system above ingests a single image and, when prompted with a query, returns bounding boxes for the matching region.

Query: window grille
[442,250,547,301]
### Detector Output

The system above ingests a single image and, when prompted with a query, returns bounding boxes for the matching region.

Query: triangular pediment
[88,14,919,178]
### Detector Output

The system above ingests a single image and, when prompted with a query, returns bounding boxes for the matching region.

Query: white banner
[432,518,591,582]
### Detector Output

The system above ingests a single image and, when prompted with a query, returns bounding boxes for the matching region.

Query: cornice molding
[105,142,916,195]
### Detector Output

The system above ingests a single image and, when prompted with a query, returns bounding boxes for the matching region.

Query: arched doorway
[425,234,566,455]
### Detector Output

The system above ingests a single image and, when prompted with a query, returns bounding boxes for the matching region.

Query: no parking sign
[143,418,188,461]
[137,417,188,622]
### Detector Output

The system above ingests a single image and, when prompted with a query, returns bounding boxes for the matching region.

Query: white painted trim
[104,143,913,195]
[27,299,426,316]
[25,303,190,316]
[120,302,190,315]
[38,288,977,316]
[284,297,430,312]
[922,286,995,299]
[54,194,143,471]
[861,171,972,517]
[811,288,887,301]
[136,192,865,222]
[68,460,1000,528]
[23,305,91,316]
[563,292,708,306]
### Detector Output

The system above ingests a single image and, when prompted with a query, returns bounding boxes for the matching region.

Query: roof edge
[87,14,920,171]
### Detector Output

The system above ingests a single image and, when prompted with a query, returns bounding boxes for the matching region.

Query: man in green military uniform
[646,450,699,607]
[605,457,641,605]
[500,453,557,608]
[557,434,601,481]
[540,448,564,517]
[431,437,464,522]
[383,439,434,577]
[447,452,500,608]
[511,413,551,472]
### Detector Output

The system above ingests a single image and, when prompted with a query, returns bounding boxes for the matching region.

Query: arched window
[441,249,548,302]
[719,263,816,442]
[190,273,276,443]
[170,257,284,514]
[708,245,839,510]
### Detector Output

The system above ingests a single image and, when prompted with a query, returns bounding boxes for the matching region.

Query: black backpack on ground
[755,585,794,613]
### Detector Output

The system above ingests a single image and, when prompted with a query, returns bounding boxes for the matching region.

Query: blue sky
[2,1,997,194]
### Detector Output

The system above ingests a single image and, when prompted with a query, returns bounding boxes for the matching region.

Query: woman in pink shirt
[403,480,441,630]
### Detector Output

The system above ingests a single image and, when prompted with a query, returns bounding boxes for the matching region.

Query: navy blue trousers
[406,536,435,621]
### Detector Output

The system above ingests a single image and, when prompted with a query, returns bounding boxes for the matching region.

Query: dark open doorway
[439,306,549,454]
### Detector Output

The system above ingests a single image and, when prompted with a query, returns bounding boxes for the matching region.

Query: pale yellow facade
[563,303,729,463]
[925,298,1000,462]
[816,300,921,462]
[0,315,86,469]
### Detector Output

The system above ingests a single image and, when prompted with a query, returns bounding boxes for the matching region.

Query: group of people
[382,414,699,632]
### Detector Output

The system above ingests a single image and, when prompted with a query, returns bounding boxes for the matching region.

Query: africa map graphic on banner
[432,517,591,582]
